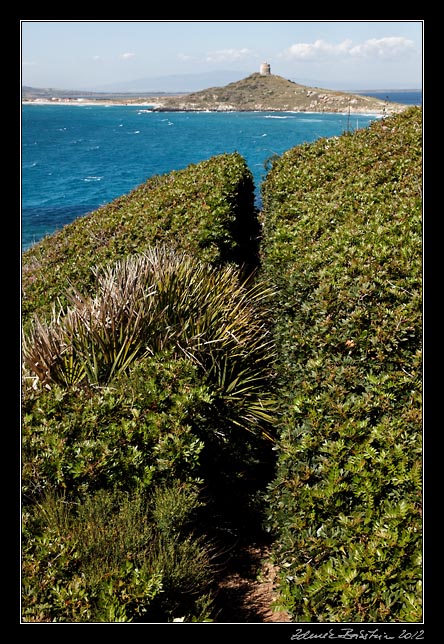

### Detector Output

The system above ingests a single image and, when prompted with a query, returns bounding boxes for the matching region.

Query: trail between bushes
[213,543,291,623]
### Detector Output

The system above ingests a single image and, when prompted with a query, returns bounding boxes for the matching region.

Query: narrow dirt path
[213,542,291,623]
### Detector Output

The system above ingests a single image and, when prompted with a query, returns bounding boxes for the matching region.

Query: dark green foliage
[22,354,208,501]
[22,248,275,621]
[22,355,218,622]
[22,484,214,622]
[260,107,422,622]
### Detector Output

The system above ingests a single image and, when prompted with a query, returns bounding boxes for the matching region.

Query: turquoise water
[21,91,421,252]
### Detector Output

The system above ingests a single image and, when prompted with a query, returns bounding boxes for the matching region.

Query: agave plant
[22,245,277,436]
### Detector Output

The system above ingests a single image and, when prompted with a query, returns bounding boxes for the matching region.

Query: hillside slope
[153,73,407,114]
[260,106,423,621]
[21,152,274,623]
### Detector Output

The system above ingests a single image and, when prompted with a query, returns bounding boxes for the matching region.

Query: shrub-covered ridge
[260,106,422,622]
[21,153,273,622]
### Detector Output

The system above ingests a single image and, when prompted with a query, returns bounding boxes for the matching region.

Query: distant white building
[259,62,271,76]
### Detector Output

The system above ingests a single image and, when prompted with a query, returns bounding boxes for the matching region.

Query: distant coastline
[21,98,420,114]
[22,74,421,114]
[22,99,162,107]
[351,88,422,93]
[21,95,421,111]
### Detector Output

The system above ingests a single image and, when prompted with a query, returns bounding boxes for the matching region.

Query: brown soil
[213,543,291,623]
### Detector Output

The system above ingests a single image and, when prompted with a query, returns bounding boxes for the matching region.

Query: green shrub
[22,350,220,622]
[22,352,210,503]
[260,107,422,622]
[22,484,214,622]
[21,146,270,624]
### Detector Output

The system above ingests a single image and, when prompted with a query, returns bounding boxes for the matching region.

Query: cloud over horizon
[279,37,416,63]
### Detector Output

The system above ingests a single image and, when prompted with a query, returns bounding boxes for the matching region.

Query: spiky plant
[22,245,277,437]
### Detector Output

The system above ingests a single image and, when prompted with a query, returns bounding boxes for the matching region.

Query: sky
[21,20,423,91]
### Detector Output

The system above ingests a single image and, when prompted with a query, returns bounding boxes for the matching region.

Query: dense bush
[22,485,214,622]
[260,107,422,622]
[22,354,210,501]
[22,354,215,621]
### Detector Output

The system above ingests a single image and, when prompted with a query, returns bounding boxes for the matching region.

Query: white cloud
[348,37,416,59]
[279,37,416,63]
[121,52,136,60]
[205,48,255,63]
[177,52,195,62]
[281,39,352,62]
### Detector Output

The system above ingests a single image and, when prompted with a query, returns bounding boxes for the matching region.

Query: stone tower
[259,62,271,76]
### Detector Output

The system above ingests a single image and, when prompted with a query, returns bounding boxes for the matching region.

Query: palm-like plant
[23,245,277,437]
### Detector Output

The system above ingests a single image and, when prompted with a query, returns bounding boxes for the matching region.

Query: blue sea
[21,90,422,252]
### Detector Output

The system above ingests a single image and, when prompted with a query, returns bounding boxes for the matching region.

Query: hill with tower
[150,63,407,114]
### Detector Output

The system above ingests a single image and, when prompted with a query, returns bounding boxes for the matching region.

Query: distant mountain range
[91,70,249,93]
[23,68,421,98]
[22,71,250,98]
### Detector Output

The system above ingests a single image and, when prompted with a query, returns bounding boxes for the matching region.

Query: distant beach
[22,98,163,107]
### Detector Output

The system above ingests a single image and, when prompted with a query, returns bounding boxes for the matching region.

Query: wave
[83,176,103,182]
